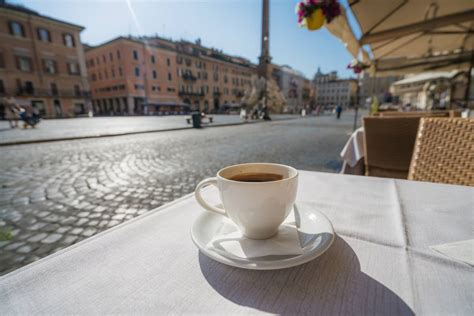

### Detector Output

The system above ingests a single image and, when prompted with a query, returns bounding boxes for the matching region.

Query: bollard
[191,112,201,128]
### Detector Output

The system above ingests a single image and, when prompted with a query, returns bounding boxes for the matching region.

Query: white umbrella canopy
[348,0,474,74]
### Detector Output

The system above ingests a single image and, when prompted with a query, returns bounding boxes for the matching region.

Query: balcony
[213,91,222,96]
[179,91,204,97]
[14,88,91,98]
[182,73,197,81]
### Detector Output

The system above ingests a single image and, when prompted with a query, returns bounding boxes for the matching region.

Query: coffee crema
[228,172,284,182]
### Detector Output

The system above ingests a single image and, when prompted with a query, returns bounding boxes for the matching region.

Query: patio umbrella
[349,0,474,74]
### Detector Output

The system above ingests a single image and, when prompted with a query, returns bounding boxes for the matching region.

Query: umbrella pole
[464,49,473,109]
[353,73,361,132]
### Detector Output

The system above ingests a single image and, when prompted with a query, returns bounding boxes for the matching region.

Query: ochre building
[0,2,90,118]
[85,36,255,115]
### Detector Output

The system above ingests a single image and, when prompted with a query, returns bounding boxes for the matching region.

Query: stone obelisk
[241,0,285,114]
[258,0,272,80]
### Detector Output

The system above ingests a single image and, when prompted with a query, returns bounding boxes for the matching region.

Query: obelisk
[258,0,272,80]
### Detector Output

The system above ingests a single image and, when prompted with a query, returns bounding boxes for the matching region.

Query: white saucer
[191,202,335,270]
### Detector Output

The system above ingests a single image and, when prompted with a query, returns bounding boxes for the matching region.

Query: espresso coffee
[229,172,284,182]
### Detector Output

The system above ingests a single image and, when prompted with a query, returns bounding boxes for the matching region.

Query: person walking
[4,98,20,128]
[336,104,342,119]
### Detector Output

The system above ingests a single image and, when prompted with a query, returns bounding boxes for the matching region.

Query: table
[1,171,473,315]
[340,127,365,175]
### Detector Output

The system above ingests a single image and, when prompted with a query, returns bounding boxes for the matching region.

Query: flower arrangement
[296,0,342,31]
[347,59,370,74]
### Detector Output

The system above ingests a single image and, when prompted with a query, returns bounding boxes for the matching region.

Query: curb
[0,116,300,147]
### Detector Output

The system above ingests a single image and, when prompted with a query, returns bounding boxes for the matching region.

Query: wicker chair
[408,118,474,186]
[378,111,450,117]
[363,117,421,179]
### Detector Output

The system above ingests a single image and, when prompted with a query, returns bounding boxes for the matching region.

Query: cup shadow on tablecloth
[199,235,414,315]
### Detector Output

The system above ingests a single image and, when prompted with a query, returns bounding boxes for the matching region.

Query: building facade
[85,37,180,115]
[313,69,357,109]
[0,2,90,118]
[390,72,456,110]
[359,72,401,106]
[86,36,255,115]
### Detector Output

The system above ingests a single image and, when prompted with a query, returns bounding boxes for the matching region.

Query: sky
[9,0,361,79]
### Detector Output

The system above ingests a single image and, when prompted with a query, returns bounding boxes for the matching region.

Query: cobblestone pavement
[0,114,296,144]
[0,113,360,275]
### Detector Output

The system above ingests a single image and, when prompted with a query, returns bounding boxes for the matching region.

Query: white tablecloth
[340,127,365,175]
[0,171,473,315]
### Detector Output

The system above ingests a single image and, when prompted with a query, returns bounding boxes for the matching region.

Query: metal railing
[14,88,91,98]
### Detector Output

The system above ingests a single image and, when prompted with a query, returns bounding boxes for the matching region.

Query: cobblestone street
[0,114,359,275]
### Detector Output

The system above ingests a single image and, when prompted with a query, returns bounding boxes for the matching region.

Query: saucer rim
[191,203,335,270]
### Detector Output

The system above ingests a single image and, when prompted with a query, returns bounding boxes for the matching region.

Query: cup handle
[194,177,227,217]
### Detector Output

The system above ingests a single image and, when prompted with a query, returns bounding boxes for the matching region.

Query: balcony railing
[179,91,204,97]
[14,88,91,98]
[213,91,222,96]
[182,73,197,81]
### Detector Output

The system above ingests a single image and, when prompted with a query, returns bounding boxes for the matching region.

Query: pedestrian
[336,104,342,119]
[4,98,20,128]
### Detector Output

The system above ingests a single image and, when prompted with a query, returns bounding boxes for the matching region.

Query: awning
[329,0,474,75]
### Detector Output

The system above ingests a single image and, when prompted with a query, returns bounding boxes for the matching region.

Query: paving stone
[27,233,48,242]
[4,242,25,251]
[81,228,97,237]
[76,218,89,226]
[17,245,33,254]
[41,234,62,244]
[70,228,84,235]
[107,220,120,227]
[62,235,78,245]
[77,211,90,218]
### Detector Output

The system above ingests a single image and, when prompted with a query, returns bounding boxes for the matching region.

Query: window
[9,21,25,37]
[43,59,57,74]
[63,33,75,47]
[133,50,138,60]
[0,51,4,69]
[0,80,4,94]
[98,72,102,80]
[111,68,115,78]
[152,70,157,79]
[168,73,172,81]
[37,28,51,42]
[135,67,140,77]
[118,67,123,76]
[167,58,170,66]
[96,57,100,65]
[67,62,80,75]
[109,52,113,62]
[16,56,32,72]
[117,50,121,59]
[89,59,95,67]
[24,81,34,94]
[50,83,58,96]
[103,55,106,63]
[91,73,97,81]
[104,70,108,79]
[151,55,155,64]
[74,85,81,97]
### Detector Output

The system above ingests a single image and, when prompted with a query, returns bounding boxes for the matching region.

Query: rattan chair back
[363,117,421,179]
[408,118,474,186]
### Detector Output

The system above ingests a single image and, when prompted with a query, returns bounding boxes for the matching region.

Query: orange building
[86,36,255,114]
[0,2,90,118]
[85,37,180,115]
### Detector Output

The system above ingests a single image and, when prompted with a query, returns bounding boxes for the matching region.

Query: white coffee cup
[194,163,298,239]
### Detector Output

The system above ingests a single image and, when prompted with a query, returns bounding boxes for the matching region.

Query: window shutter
[20,23,25,37]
